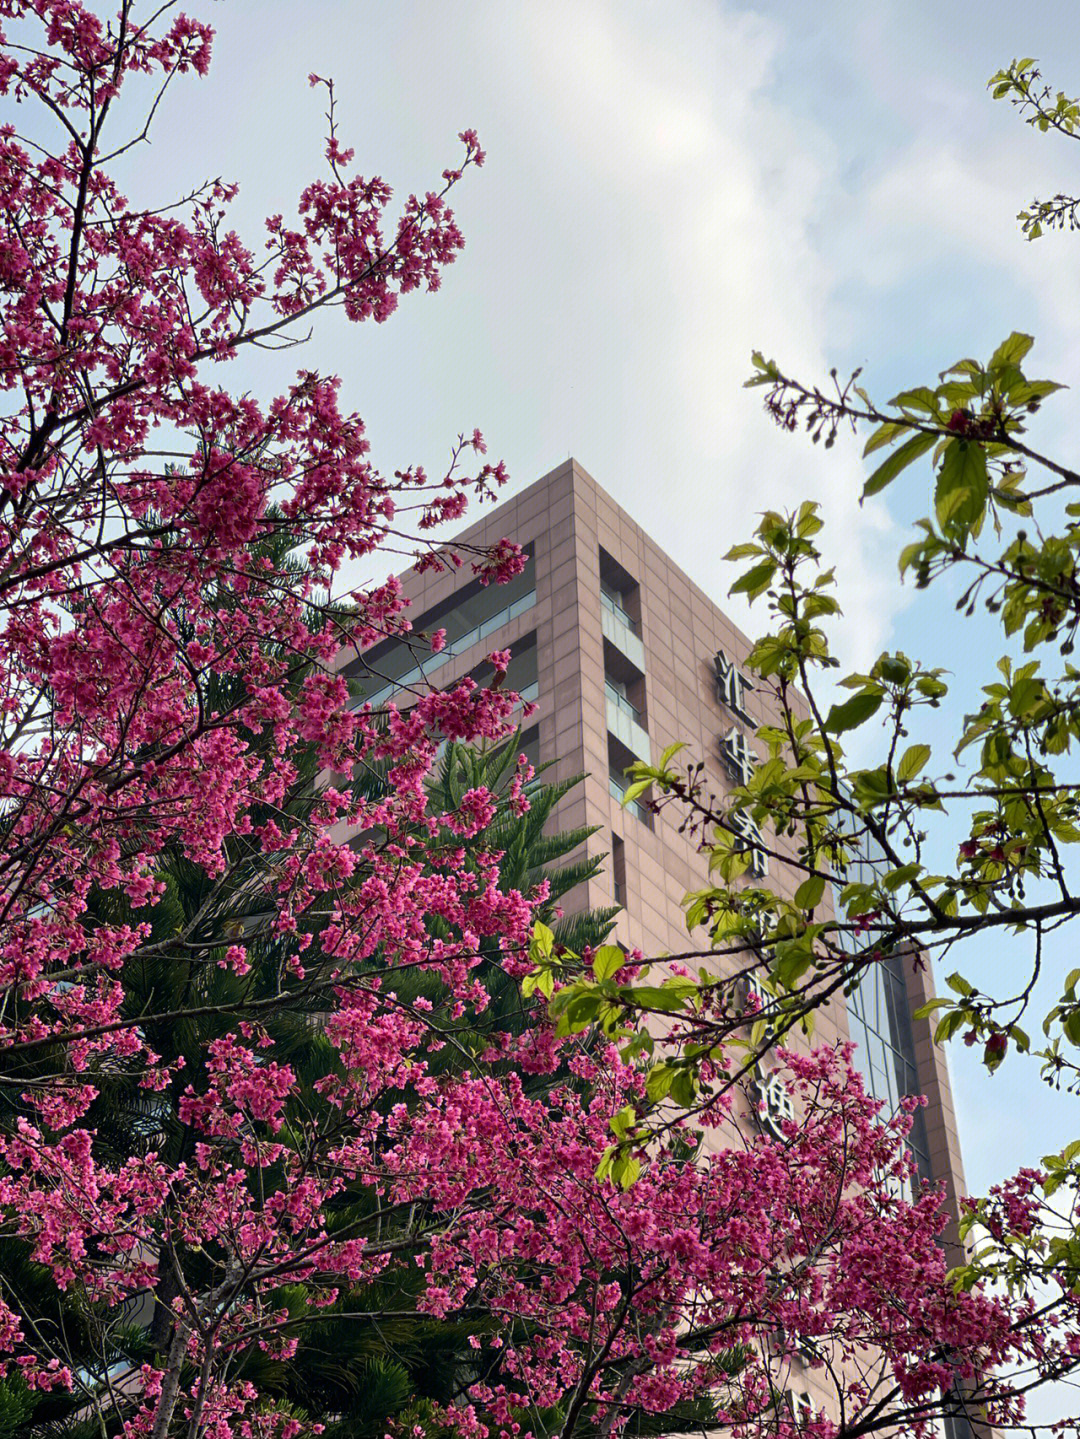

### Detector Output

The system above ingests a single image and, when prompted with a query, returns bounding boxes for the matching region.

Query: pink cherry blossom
[0,6,1073,1439]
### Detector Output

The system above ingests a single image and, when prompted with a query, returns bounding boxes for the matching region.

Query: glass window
[604,678,644,725]
[600,580,639,634]
[359,588,537,709]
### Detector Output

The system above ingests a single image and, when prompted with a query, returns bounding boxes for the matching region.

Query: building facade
[351,457,971,1432]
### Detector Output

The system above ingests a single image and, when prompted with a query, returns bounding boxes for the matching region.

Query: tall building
[351,457,970,1431]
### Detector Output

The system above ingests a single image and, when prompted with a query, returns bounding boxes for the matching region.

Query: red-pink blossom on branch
[0,5,1074,1439]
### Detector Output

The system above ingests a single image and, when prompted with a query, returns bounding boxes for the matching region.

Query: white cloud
[123,0,918,670]
[116,0,1080,682]
[488,0,904,670]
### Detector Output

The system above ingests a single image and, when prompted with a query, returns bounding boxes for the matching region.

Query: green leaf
[793,873,826,910]
[985,1037,1007,1073]
[824,690,884,734]
[609,1104,637,1137]
[592,945,626,981]
[863,421,908,457]
[773,946,814,989]
[946,972,974,997]
[862,430,938,498]
[730,561,777,599]
[840,881,876,915]
[852,766,895,809]
[896,743,931,782]
[878,655,911,685]
[554,991,604,1036]
[935,440,989,532]
[614,1153,641,1190]
[915,674,948,699]
[990,332,1034,371]
[1008,378,1063,405]
[935,1009,968,1043]
[661,974,701,1000]
[888,386,943,415]
[523,966,556,1000]
[659,741,688,770]
[941,358,984,381]
[1010,1025,1031,1053]
[796,499,823,535]
[882,862,922,892]
[745,351,778,386]
[913,997,953,1019]
[532,920,554,959]
[627,984,693,1014]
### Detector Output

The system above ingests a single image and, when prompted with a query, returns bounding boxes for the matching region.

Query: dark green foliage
[1,509,620,1435]
[429,735,618,948]
[261,739,619,1438]
[0,1377,39,1437]
[420,736,618,1054]
[2,708,616,1436]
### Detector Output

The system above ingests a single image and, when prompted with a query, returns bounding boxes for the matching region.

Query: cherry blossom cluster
[0,4,1076,1438]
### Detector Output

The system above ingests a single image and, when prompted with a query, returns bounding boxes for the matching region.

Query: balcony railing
[604,680,642,724]
[600,587,639,634]
[360,590,536,709]
[605,682,651,762]
[601,602,645,671]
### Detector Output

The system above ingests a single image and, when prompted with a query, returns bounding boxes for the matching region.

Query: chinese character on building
[741,969,774,1035]
[787,1390,820,1429]
[752,1070,795,1138]
[719,724,756,787]
[730,808,769,878]
[714,649,753,720]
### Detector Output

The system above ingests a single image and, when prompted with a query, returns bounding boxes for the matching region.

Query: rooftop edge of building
[398,456,766,667]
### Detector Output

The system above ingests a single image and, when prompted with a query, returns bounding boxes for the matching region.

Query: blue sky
[105,0,1080,1250]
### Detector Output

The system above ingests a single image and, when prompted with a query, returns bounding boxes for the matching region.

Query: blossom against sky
[118,0,1080,1219]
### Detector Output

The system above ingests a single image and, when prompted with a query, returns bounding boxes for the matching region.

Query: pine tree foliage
[4,716,617,1437]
